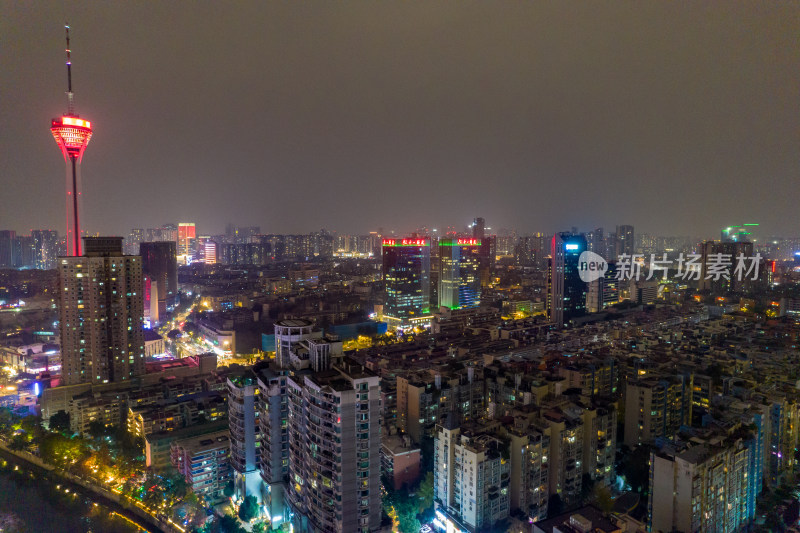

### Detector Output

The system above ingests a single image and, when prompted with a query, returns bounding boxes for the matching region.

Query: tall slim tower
[51,24,93,257]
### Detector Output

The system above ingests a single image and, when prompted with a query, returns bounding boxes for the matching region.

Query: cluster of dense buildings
[2,215,799,533]
[0,229,61,270]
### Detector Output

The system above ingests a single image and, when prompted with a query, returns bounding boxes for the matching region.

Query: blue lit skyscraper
[382,237,431,330]
[547,232,588,327]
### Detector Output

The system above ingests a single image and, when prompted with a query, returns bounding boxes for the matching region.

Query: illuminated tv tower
[51,24,93,257]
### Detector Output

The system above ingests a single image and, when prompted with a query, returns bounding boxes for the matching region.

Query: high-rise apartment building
[58,236,145,385]
[698,240,756,293]
[125,228,144,255]
[139,241,178,316]
[438,238,481,310]
[649,439,756,533]
[227,370,262,505]
[286,359,382,533]
[257,366,291,527]
[382,237,431,330]
[226,322,381,532]
[615,225,634,257]
[547,233,588,327]
[170,429,232,502]
[434,420,511,532]
[0,231,15,268]
[624,375,693,448]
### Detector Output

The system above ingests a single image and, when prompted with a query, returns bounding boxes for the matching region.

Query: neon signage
[565,244,580,251]
[382,238,429,247]
[440,238,481,246]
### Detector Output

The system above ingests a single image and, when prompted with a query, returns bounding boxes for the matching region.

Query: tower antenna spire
[65,22,74,114]
[51,23,93,256]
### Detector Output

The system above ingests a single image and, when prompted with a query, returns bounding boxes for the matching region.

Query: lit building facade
[624,375,693,448]
[58,237,145,385]
[615,225,634,257]
[171,429,232,502]
[547,233,588,327]
[382,237,431,329]
[434,421,511,532]
[177,222,196,262]
[32,230,60,269]
[286,360,383,533]
[227,371,263,505]
[438,238,481,310]
[649,440,755,533]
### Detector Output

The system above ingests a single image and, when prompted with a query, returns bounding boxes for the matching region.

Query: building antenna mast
[65,22,75,115]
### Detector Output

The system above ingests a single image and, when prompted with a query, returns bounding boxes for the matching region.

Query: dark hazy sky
[2,2,798,238]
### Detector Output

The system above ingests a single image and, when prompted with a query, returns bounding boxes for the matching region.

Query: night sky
[2,2,798,238]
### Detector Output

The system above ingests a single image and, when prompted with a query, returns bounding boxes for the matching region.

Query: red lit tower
[51,24,93,257]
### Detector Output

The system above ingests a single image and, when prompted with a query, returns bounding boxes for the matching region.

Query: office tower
[286,358,382,533]
[472,217,495,288]
[438,238,481,310]
[547,233,588,327]
[227,371,263,506]
[205,241,217,264]
[139,241,178,316]
[615,225,634,257]
[50,25,93,257]
[381,237,431,330]
[32,230,60,269]
[472,218,485,240]
[143,275,159,326]
[434,420,511,532]
[58,237,145,385]
[177,222,196,262]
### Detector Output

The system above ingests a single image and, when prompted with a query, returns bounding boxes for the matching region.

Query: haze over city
[2,2,798,237]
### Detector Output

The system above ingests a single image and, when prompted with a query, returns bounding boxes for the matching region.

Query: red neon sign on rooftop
[382,238,429,247]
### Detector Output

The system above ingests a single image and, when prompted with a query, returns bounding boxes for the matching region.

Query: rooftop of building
[145,420,229,445]
[171,428,230,453]
[276,318,314,328]
[382,433,420,455]
[142,329,163,342]
[533,505,620,533]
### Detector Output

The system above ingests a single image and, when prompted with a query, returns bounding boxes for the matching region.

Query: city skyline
[2,3,798,238]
